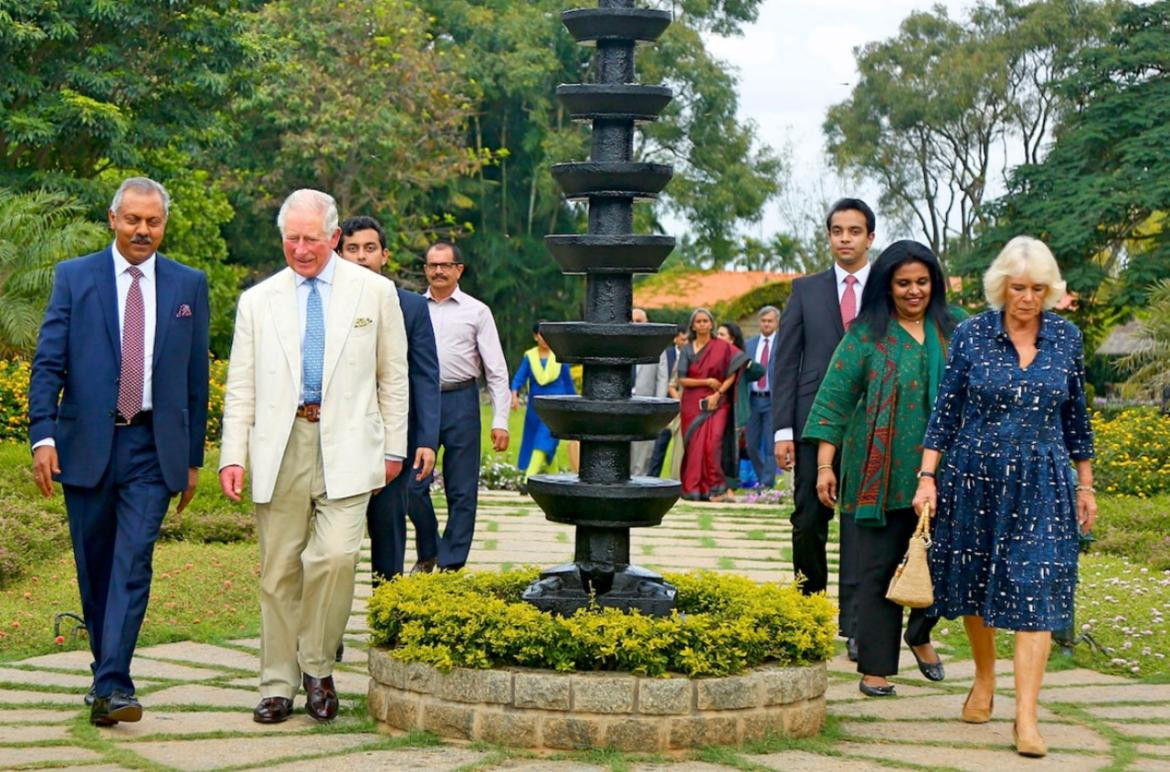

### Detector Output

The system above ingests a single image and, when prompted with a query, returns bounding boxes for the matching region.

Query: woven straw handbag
[886,502,934,608]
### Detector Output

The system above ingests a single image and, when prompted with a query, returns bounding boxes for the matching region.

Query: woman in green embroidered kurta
[803,240,962,697]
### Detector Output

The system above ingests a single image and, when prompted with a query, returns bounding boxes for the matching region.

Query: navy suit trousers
[408,384,481,569]
[745,393,776,487]
[367,446,443,579]
[63,423,171,697]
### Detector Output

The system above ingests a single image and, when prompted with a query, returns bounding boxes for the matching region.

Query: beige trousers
[255,417,370,699]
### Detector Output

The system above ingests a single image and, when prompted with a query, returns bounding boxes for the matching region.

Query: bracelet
[817,464,833,471]
[1076,484,1095,493]
[916,470,936,479]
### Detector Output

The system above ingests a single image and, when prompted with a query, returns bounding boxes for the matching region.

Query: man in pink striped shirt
[407,241,510,571]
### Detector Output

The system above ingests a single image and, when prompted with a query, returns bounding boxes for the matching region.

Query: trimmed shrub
[1093,407,1170,497]
[367,568,836,676]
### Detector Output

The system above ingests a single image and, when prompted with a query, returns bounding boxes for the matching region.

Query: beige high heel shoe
[1013,722,1047,758]
[960,688,993,724]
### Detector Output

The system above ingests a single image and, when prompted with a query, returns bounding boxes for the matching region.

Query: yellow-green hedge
[0,357,229,445]
[367,568,836,677]
[1093,407,1170,497]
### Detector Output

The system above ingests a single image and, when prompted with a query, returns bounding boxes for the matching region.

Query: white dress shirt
[424,285,511,431]
[113,244,157,412]
[294,253,336,357]
[751,332,775,393]
[773,261,872,444]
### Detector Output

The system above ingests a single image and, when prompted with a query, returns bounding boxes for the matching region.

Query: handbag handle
[915,502,932,546]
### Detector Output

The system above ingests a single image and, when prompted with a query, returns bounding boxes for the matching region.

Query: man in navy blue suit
[338,217,440,580]
[29,177,210,726]
[743,305,779,489]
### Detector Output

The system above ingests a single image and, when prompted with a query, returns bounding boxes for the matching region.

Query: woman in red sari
[676,308,751,501]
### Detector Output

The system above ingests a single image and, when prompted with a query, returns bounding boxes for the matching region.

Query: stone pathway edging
[2,499,1168,770]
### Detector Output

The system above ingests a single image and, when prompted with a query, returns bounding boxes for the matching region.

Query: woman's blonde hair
[983,235,1066,310]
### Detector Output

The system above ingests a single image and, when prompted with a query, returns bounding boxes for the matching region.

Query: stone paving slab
[0,689,86,706]
[1134,744,1170,760]
[630,763,740,771]
[749,751,882,771]
[825,680,945,701]
[1085,704,1170,720]
[829,692,1056,721]
[0,667,97,689]
[225,667,367,695]
[0,723,72,742]
[241,747,490,771]
[135,642,260,672]
[839,719,1110,752]
[144,684,261,710]
[101,710,353,738]
[1106,721,1170,739]
[493,763,607,772]
[0,707,75,724]
[1,746,103,766]
[1041,684,1170,703]
[130,732,381,771]
[1039,668,1134,687]
[831,740,1108,771]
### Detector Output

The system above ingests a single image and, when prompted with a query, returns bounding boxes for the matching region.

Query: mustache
[130,236,153,244]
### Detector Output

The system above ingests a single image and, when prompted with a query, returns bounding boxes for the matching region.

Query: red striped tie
[117,266,145,420]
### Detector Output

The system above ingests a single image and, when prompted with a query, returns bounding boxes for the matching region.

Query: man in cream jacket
[218,189,408,724]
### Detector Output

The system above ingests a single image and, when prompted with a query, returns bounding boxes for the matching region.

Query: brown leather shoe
[302,674,339,721]
[409,558,436,575]
[253,696,293,724]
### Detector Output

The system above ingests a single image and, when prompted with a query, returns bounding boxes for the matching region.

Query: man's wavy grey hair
[983,235,1067,310]
[276,189,339,237]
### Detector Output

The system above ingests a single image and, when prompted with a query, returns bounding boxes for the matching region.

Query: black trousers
[790,440,857,637]
[647,428,672,477]
[855,507,938,677]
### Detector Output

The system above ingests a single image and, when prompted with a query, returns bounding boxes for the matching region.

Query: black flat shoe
[905,634,945,681]
[846,637,858,662]
[91,691,142,726]
[859,677,896,697]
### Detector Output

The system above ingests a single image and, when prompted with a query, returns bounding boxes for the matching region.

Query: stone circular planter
[367,649,826,751]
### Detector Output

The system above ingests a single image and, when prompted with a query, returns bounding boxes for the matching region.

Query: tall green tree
[964,0,1170,341]
[824,0,1118,260]
[0,189,105,355]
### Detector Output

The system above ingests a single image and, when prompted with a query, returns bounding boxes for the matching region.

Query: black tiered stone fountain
[522,0,680,617]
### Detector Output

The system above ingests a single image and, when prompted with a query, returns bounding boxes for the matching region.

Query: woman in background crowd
[511,323,576,480]
[716,321,766,494]
[914,236,1096,758]
[804,240,958,698]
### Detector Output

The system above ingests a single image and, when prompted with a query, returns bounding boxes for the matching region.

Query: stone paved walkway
[2,491,1168,770]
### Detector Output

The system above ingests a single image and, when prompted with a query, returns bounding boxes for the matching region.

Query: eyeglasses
[425,261,462,272]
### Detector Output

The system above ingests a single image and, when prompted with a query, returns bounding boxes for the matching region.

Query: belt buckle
[300,403,321,422]
[114,413,131,427]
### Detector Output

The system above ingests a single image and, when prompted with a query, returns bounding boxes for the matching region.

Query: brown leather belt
[114,410,152,427]
[296,403,321,422]
[440,378,477,392]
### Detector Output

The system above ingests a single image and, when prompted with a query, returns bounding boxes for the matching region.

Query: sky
[688,0,973,247]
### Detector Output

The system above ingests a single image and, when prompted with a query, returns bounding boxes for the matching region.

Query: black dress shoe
[302,674,339,722]
[846,637,859,662]
[905,634,945,682]
[91,691,142,726]
[84,684,96,706]
[253,696,293,724]
[858,678,897,697]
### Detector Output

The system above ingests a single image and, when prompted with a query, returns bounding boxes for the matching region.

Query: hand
[815,466,837,508]
[705,377,721,391]
[413,447,436,480]
[176,467,199,513]
[774,440,795,472]
[219,465,245,502]
[510,392,520,411]
[491,428,509,452]
[32,445,60,498]
[385,458,403,484]
[706,391,722,409]
[1076,488,1097,534]
[912,478,937,516]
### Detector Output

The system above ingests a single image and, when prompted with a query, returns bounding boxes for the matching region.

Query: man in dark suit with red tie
[29,177,210,725]
[772,198,875,660]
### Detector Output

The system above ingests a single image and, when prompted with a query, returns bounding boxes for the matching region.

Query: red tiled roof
[634,270,800,310]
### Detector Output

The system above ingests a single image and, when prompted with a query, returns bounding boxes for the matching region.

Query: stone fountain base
[367,650,826,751]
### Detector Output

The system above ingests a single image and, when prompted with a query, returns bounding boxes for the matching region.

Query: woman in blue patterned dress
[913,236,1096,758]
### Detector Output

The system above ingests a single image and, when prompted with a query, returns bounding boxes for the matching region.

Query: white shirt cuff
[32,438,56,450]
[774,428,794,443]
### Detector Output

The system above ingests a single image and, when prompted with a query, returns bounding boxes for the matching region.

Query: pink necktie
[117,266,145,420]
[758,337,769,390]
[840,274,858,330]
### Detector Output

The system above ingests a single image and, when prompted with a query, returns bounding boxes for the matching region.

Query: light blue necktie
[303,278,324,404]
